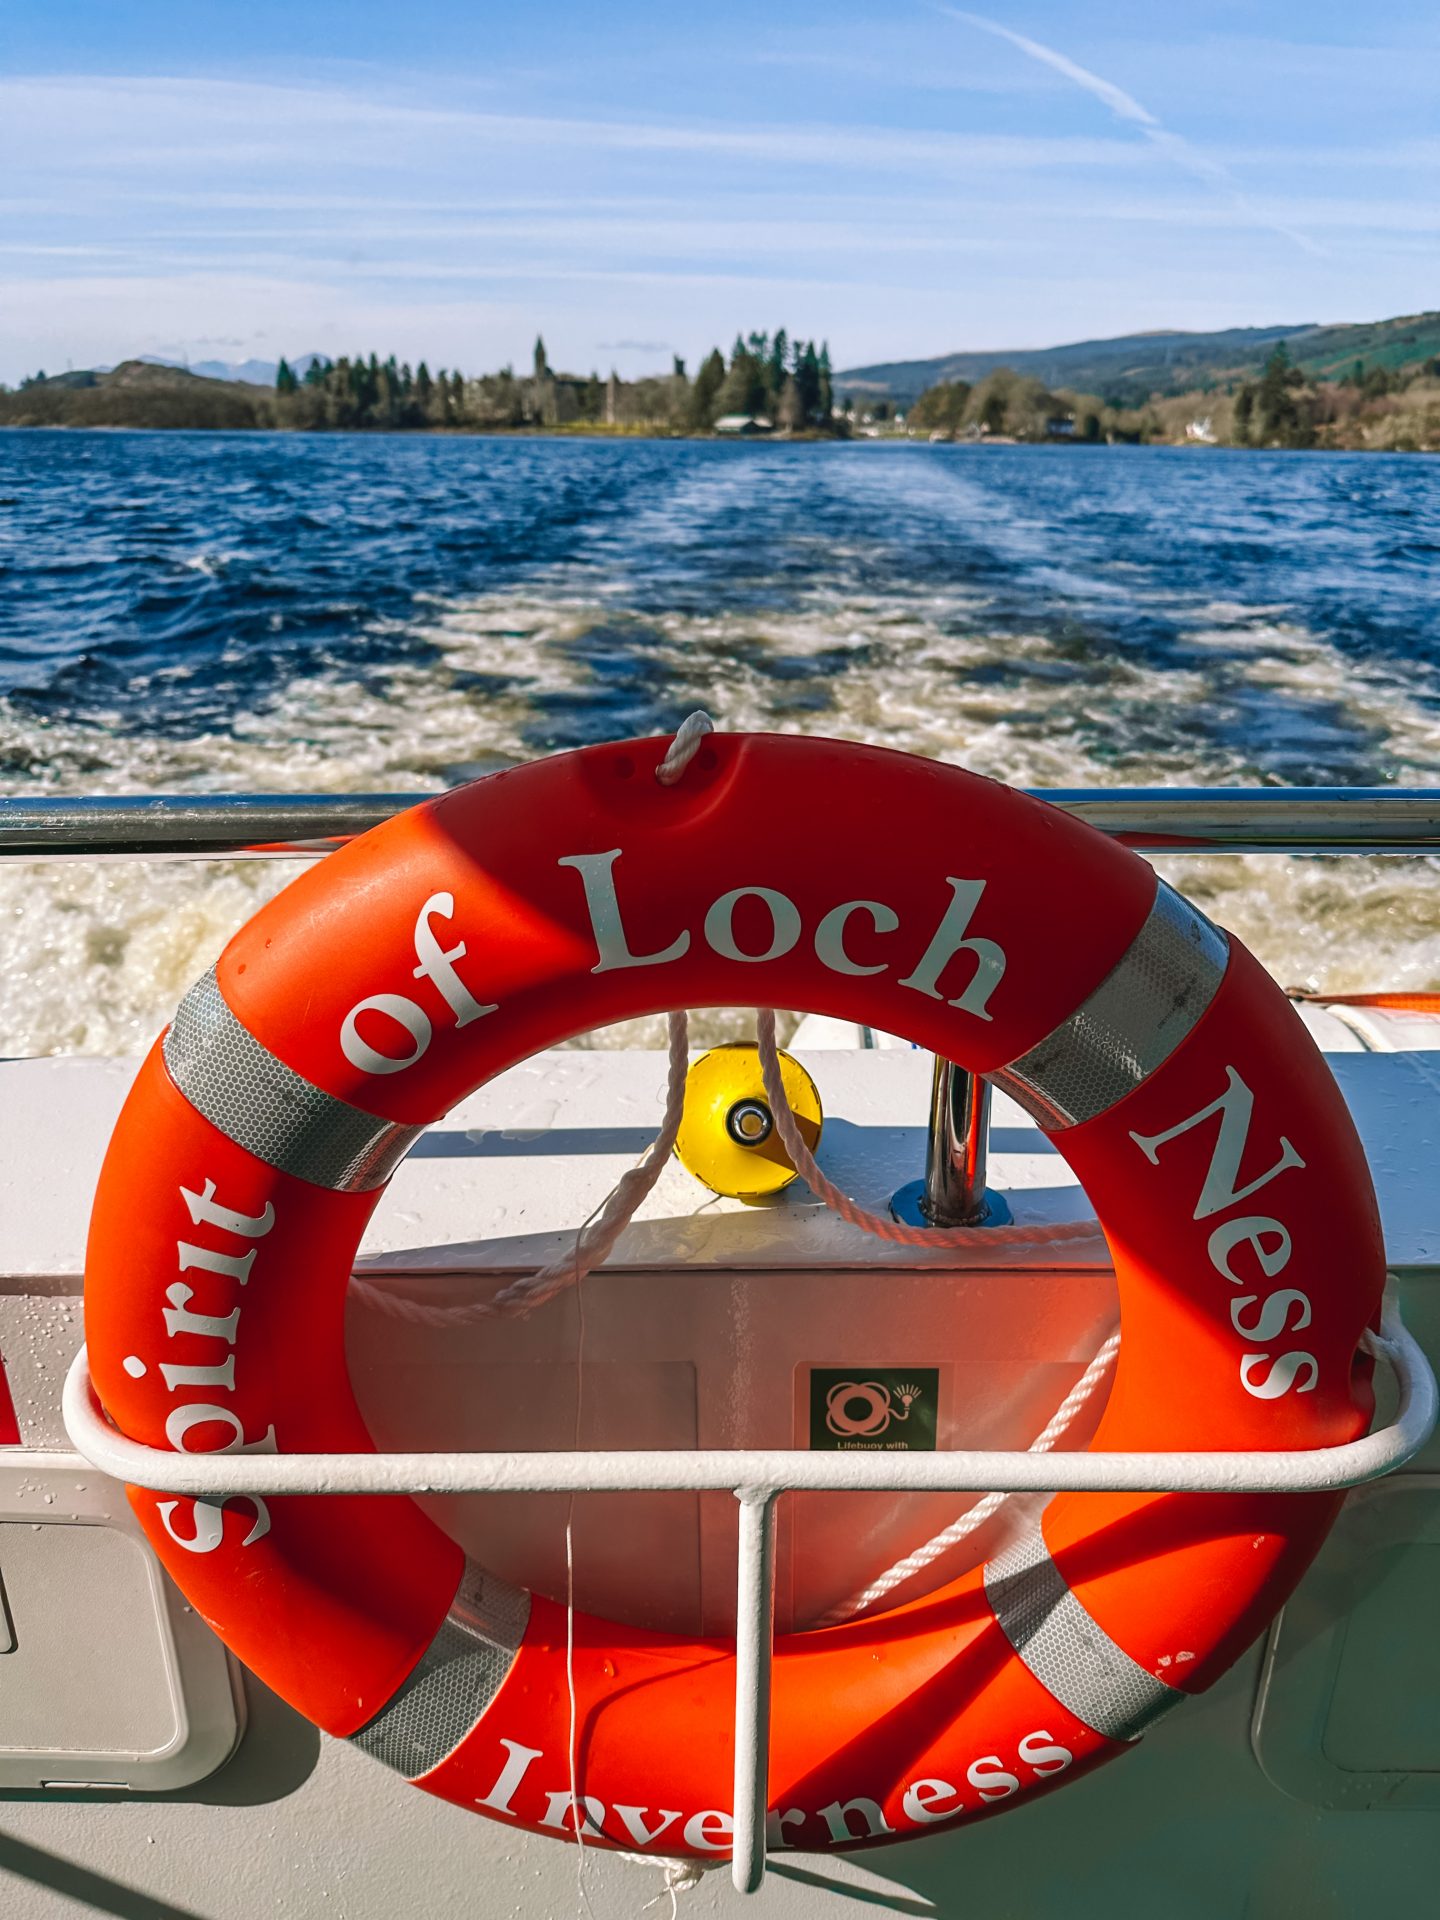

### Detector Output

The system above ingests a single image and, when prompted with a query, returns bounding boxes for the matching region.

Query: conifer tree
[797,341,821,423]
[778,374,804,431]
[716,343,766,419]
[689,347,726,429]
[1248,344,1311,445]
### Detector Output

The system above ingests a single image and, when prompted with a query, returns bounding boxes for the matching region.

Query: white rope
[749,1010,1123,1625]
[356,719,723,1906]
[353,713,716,1331]
[752,1008,1103,1250]
[353,998,1101,1328]
[655,710,713,785]
[819,1328,1122,1625]
[354,712,1100,1333]
[350,1007,691,1325]
[628,1855,714,1913]
[347,709,1123,1901]
[827,1315,1399,1638]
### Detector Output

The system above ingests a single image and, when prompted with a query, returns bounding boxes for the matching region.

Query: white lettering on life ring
[703,886,802,963]
[340,893,494,1075]
[340,993,432,1075]
[1131,1067,1315,1399]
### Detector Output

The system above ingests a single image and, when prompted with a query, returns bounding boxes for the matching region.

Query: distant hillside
[137,354,278,385]
[0,360,271,430]
[839,311,1440,408]
[135,352,327,385]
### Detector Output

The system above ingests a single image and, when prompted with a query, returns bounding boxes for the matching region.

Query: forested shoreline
[4,334,1439,450]
[911,344,1440,451]
[1,332,844,437]
[268,330,837,433]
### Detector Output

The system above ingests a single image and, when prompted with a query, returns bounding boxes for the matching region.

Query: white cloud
[936,9,1326,257]
[0,74,1141,178]
[1,54,1436,385]
[938,9,1159,128]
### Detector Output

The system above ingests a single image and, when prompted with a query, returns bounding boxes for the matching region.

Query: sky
[1,1,1437,386]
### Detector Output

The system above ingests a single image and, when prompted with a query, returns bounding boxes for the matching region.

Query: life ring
[84,732,1382,1859]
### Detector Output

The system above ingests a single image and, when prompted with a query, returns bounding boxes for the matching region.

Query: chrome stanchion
[892,1058,1010,1228]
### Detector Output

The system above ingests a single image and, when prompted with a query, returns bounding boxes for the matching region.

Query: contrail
[938,8,1324,257]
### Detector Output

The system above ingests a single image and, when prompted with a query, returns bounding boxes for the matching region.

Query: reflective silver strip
[352,1564,532,1779]
[993,881,1228,1131]
[984,1528,1182,1743]
[162,967,424,1192]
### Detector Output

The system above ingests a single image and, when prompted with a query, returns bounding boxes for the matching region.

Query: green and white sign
[808,1367,940,1451]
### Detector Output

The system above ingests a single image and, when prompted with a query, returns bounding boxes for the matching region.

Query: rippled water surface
[3,429,1439,1053]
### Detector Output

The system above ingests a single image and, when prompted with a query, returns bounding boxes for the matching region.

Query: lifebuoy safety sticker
[806,1366,940,1451]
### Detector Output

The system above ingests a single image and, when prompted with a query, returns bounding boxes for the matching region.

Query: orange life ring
[85,733,1382,1859]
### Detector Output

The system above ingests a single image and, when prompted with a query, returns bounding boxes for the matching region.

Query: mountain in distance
[837,310,1440,408]
[3,359,276,429]
[134,352,327,385]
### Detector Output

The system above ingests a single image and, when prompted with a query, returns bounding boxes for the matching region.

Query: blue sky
[2,1,1437,385]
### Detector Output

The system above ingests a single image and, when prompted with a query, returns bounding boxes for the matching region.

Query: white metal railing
[52,1319,1437,1894]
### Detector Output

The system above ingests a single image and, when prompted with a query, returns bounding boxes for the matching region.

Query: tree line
[1230,343,1440,449]
[687,331,834,428]
[909,370,1106,442]
[274,354,467,429]
[271,330,838,433]
[909,344,1440,451]
[12,332,1435,447]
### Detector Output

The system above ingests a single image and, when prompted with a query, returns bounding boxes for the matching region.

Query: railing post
[731,1489,778,1894]
[893,1057,1010,1228]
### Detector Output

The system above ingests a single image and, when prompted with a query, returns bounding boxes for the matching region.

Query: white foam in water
[3,581,1439,1057]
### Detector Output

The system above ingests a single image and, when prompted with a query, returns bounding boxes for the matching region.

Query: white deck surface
[3,1032,1440,1282]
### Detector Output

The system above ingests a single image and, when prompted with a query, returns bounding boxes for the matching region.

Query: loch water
[3,428,1439,1053]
